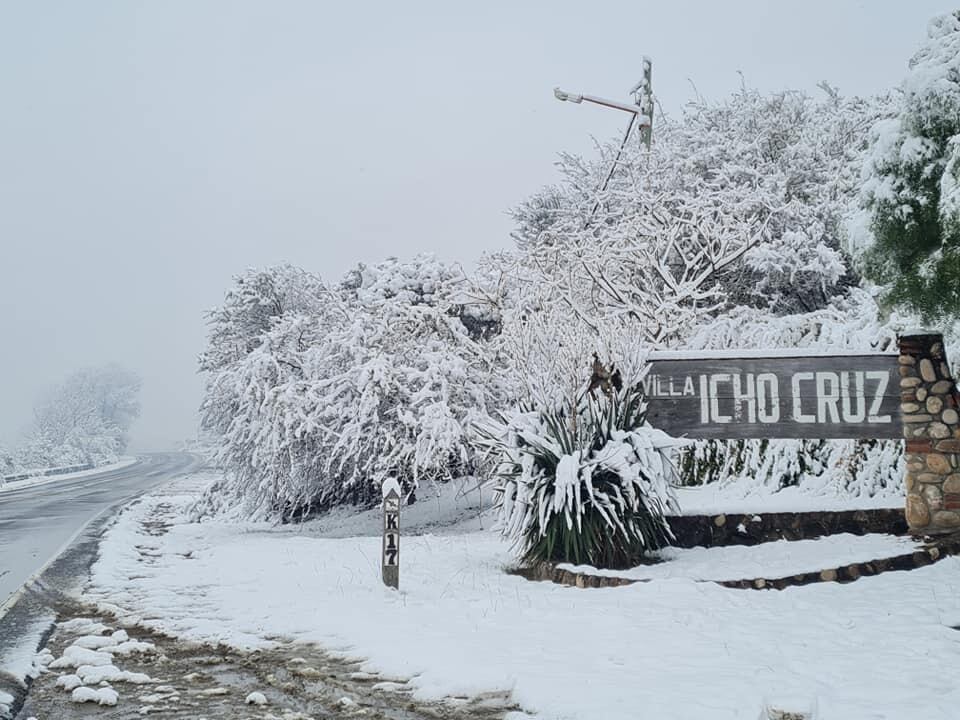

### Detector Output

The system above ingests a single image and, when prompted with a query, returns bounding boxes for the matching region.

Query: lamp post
[553,56,653,149]
[554,57,654,225]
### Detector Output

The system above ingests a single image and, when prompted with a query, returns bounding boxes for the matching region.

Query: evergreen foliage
[858,11,960,320]
[479,381,676,569]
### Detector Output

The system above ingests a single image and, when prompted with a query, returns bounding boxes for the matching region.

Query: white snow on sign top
[381,476,401,499]
[85,476,960,720]
[648,348,898,361]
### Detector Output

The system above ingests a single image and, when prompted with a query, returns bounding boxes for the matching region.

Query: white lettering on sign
[756,373,780,423]
[866,370,891,423]
[384,532,399,565]
[649,370,894,427]
[841,371,866,423]
[731,373,756,423]
[709,374,732,423]
[791,372,816,423]
[816,371,840,424]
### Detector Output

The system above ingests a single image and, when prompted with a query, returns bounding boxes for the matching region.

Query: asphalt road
[0,453,196,609]
[0,453,197,717]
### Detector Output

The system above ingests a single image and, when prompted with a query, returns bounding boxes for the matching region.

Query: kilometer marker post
[381,477,401,589]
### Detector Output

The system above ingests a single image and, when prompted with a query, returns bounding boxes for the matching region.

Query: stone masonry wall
[899,332,960,535]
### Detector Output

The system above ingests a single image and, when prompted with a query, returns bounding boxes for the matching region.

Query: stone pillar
[899,332,960,535]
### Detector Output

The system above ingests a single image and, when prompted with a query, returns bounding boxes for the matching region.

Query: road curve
[0,453,198,717]
[0,453,196,609]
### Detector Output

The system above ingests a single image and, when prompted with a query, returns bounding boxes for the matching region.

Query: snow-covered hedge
[197,257,501,520]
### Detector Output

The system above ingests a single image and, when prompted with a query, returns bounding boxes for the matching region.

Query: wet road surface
[0,453,198,717]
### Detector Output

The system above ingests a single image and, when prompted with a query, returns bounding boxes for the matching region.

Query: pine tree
[859,11,960,320]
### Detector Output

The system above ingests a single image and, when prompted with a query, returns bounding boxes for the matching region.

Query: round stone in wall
[931,510,960,528]
[930,422,952,439]
[926,453,952,474]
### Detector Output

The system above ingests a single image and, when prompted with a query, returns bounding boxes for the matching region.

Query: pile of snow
[245,691,268,706]
[83,479,960,720]
[71,686,119,706]
[46,619,157,710]
[0,691,13,718]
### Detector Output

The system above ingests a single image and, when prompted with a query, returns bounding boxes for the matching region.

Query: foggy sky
[0,1,954,451]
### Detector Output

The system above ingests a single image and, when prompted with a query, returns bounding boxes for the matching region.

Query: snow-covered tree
[24,365,141,467]
[0,445,16,477]
[499,85,904,501]
[856,11,960,320]
[199,265,328,374]
[198,255,501,520]
[507,87,886,346]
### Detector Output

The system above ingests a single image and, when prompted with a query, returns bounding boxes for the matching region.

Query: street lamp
[554,56,653,149]
[554,57,654,225]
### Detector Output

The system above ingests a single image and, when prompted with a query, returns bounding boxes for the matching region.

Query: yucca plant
[477,381,678,570]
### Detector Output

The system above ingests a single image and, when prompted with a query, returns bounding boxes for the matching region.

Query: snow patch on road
[245,690,268,705]
[48,646,113,669]
[45,621,158,711]
[71,686,119,705]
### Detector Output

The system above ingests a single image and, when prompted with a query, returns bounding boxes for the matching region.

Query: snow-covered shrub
[198,255,501,520]
[477,307,678,567]
[507,86,889,350]
[479,381,677,569]
[0,445,16,477]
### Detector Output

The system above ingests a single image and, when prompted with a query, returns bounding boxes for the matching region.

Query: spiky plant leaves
[477,382,678,570]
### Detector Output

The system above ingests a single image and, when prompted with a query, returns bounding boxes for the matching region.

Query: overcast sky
[0,1,955,451]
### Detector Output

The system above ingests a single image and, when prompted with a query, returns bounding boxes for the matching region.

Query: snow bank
[84,479,960,720]
[673,484,902,516]
[558,533,921,583]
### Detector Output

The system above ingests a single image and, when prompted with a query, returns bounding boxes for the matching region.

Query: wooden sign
[644,352,901,440]
[382,482,400,589]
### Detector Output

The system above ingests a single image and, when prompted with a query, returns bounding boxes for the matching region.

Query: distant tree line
[1,365,141,476]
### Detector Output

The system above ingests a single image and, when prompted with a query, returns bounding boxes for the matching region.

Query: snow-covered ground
[82,472,960,720]
[557,532,921,582]
[673,483,902,515]
[0,457,138,495]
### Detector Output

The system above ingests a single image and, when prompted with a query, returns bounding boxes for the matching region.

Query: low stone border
[666,508,907,549]
[515,532,960,592]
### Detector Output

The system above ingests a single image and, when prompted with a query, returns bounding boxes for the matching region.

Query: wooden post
[382,479,400,589]
[899,332,960,535]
